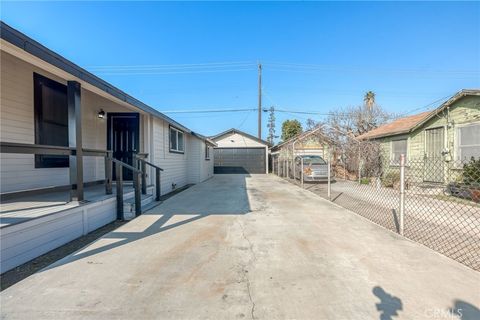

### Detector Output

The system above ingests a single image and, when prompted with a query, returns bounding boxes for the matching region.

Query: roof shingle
[357,111,431,140]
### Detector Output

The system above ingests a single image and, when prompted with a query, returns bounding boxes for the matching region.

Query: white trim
[169,126,185,153]
[205,144,210,160]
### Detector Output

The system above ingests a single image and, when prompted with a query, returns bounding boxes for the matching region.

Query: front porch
[0,182,157,228]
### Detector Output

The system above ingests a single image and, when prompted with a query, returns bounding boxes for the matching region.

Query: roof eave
[0,21,203,136]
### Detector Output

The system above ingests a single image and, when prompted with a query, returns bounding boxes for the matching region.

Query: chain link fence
[272,149,480,271]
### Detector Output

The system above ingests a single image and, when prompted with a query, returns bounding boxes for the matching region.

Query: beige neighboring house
[211,128,270,174]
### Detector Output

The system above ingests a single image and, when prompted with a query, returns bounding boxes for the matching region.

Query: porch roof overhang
[0,21,212,144]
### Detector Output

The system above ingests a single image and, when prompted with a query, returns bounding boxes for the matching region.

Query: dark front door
[107,113,140,180]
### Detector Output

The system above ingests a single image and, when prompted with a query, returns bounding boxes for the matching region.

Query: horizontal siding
[1,50,213,194]
[0,51,133,193]
[187,138,201,184]
[0,198,117,273]
[152,118,189,194]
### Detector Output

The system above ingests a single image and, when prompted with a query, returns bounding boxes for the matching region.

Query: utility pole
[258,63,262,139]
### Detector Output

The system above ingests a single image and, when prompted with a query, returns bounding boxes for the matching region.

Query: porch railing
[134,153,163,201]
[0,141,163,220]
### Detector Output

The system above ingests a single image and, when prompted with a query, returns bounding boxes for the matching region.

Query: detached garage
[211,129,270,174]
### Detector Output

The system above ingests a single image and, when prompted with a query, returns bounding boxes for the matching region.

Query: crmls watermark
[424,308,462,319]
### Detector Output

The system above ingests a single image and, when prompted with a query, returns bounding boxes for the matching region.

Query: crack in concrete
[244,269,256,320]
[236,220,257,262]
[236,219,257,319]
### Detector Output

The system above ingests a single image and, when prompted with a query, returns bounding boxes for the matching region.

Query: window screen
[458,124,480,160]
[391,139,407,164]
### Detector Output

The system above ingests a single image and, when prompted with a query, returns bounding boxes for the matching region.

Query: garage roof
[210,128,270,146]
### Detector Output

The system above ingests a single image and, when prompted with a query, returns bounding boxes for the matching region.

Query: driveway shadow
[40,174,252,272]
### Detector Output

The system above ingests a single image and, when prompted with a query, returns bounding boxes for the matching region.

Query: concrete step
[123,193,155,220]
[122,185,155,220]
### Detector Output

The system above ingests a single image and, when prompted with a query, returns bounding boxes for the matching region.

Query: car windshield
[301,156,326,165]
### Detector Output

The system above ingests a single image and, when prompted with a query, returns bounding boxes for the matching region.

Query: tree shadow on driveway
[373,286,403,320]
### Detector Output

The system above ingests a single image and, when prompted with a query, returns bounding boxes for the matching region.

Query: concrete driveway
[1,174,479,319]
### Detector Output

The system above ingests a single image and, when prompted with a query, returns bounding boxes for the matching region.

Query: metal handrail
[0,141,144,220]
[136,157,164,171]
[134,154,163,201]
[109,157,143,219]
[111,158,142,173]
[0,142,74,155]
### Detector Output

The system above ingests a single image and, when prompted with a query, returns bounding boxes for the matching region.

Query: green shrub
[360,178,370,185]
[463,158,480,186]
[382,172,400,188]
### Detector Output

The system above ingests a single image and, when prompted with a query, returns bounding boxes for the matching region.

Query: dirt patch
[0,220,126,291]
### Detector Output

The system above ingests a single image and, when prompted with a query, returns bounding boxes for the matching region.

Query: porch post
[68,81,83,202]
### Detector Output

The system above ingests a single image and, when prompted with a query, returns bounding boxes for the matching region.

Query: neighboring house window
[169,126,184,153]
[458,123,480,160]
[33,73,69,168]
[391,139,407,164]
[205,144,210,160]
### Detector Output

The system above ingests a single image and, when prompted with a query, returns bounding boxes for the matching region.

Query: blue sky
[1,1,479,140]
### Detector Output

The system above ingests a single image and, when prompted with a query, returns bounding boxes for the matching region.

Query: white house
[211,128,269,174]
[0,22,215,272]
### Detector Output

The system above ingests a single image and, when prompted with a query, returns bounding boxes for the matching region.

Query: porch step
[123,192,155,220]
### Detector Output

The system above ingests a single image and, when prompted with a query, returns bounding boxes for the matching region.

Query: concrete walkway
[1,174,479,319]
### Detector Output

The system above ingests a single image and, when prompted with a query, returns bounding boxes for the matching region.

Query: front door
[107,113,140,181]
[424,127,444,183]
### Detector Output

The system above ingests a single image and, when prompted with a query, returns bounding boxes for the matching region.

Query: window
[205,144,210,160]
[458,123,480,160]
[169,126,184,153]
[33,73,69,168]
[301,155,326,165]
[391,139,407,165]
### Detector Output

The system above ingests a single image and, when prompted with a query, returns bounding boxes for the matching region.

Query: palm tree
[364,91,376,110]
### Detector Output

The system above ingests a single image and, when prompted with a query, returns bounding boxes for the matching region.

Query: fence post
[133,172,142,217]
[104,152,112,195]
[141,160,147,195]
[293,159,296,180]
[286,159,289,178]
[116,163,124,220]
[301,157,304,188]
[327,155,331,201]
[358,159,362,184]
[155,168,161,201]
[399,154,406,236]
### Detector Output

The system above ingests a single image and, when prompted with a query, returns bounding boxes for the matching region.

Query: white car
[294,155,329,182]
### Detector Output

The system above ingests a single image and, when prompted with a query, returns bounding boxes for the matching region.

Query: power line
[88,61,256,69]
[399,92,456,116]
[264,61,479,75]
[93,68,255,76]
[161,108,257,114]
